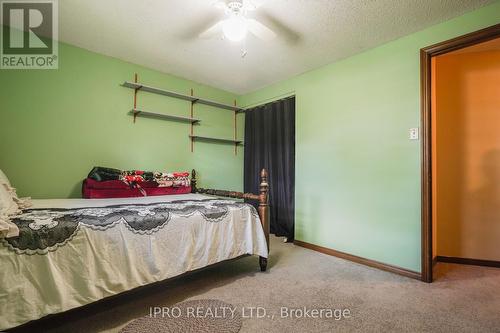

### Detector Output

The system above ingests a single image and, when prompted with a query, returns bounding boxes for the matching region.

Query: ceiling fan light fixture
[222,16,247,42]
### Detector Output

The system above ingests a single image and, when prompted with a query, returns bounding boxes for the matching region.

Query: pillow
[0,183,29,238]
[0,213,19,238]
[0,183,19,216]
[0,170,32,209]
[0,169,10,187]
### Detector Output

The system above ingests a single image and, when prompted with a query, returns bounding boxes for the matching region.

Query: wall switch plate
[409,128,419,140]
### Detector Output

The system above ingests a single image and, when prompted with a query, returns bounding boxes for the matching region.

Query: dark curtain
[244,96,295,240]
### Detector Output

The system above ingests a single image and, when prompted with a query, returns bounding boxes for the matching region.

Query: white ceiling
[59,0,494,94]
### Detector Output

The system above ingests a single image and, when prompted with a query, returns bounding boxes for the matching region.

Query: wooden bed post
[191,169,197,193]
[258,168,269,271]
[190,168,269,271]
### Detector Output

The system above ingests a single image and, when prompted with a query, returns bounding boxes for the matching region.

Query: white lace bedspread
[0,194,268,330]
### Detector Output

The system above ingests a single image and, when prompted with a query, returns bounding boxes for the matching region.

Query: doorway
[421,24,500,282]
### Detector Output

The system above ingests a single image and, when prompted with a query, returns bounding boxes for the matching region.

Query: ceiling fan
[199,0,277,42]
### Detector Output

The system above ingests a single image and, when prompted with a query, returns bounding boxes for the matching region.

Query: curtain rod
[241,91,295,109]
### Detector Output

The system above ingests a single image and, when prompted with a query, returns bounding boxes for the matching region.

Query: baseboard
[294,240,421,281]
[436,256,500,268]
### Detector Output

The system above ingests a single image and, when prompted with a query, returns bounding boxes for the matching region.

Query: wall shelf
[123,81,244,112]
[129,108,200,124]
[189,135,243,145]
[124,74,242,155]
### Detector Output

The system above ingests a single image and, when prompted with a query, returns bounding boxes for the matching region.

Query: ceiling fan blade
[199,21,224,39]
[246,18,276,41]
[178,11,222,40]
[254,11,300,44]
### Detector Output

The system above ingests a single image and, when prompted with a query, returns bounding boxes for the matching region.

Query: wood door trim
[420,23,500,283]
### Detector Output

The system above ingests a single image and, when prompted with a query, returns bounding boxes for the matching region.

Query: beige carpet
[12,236,500,333]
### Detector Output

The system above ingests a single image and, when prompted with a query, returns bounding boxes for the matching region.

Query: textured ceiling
[59,0,494,94]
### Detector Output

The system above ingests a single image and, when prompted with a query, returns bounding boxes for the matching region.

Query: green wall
[239,2,500,272]
[1,3,499,272]
[0,42,244,199]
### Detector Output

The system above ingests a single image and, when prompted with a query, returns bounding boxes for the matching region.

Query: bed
[0,169,270,330]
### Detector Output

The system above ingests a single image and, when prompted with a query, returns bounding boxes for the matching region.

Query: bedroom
[1,0,499,332]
